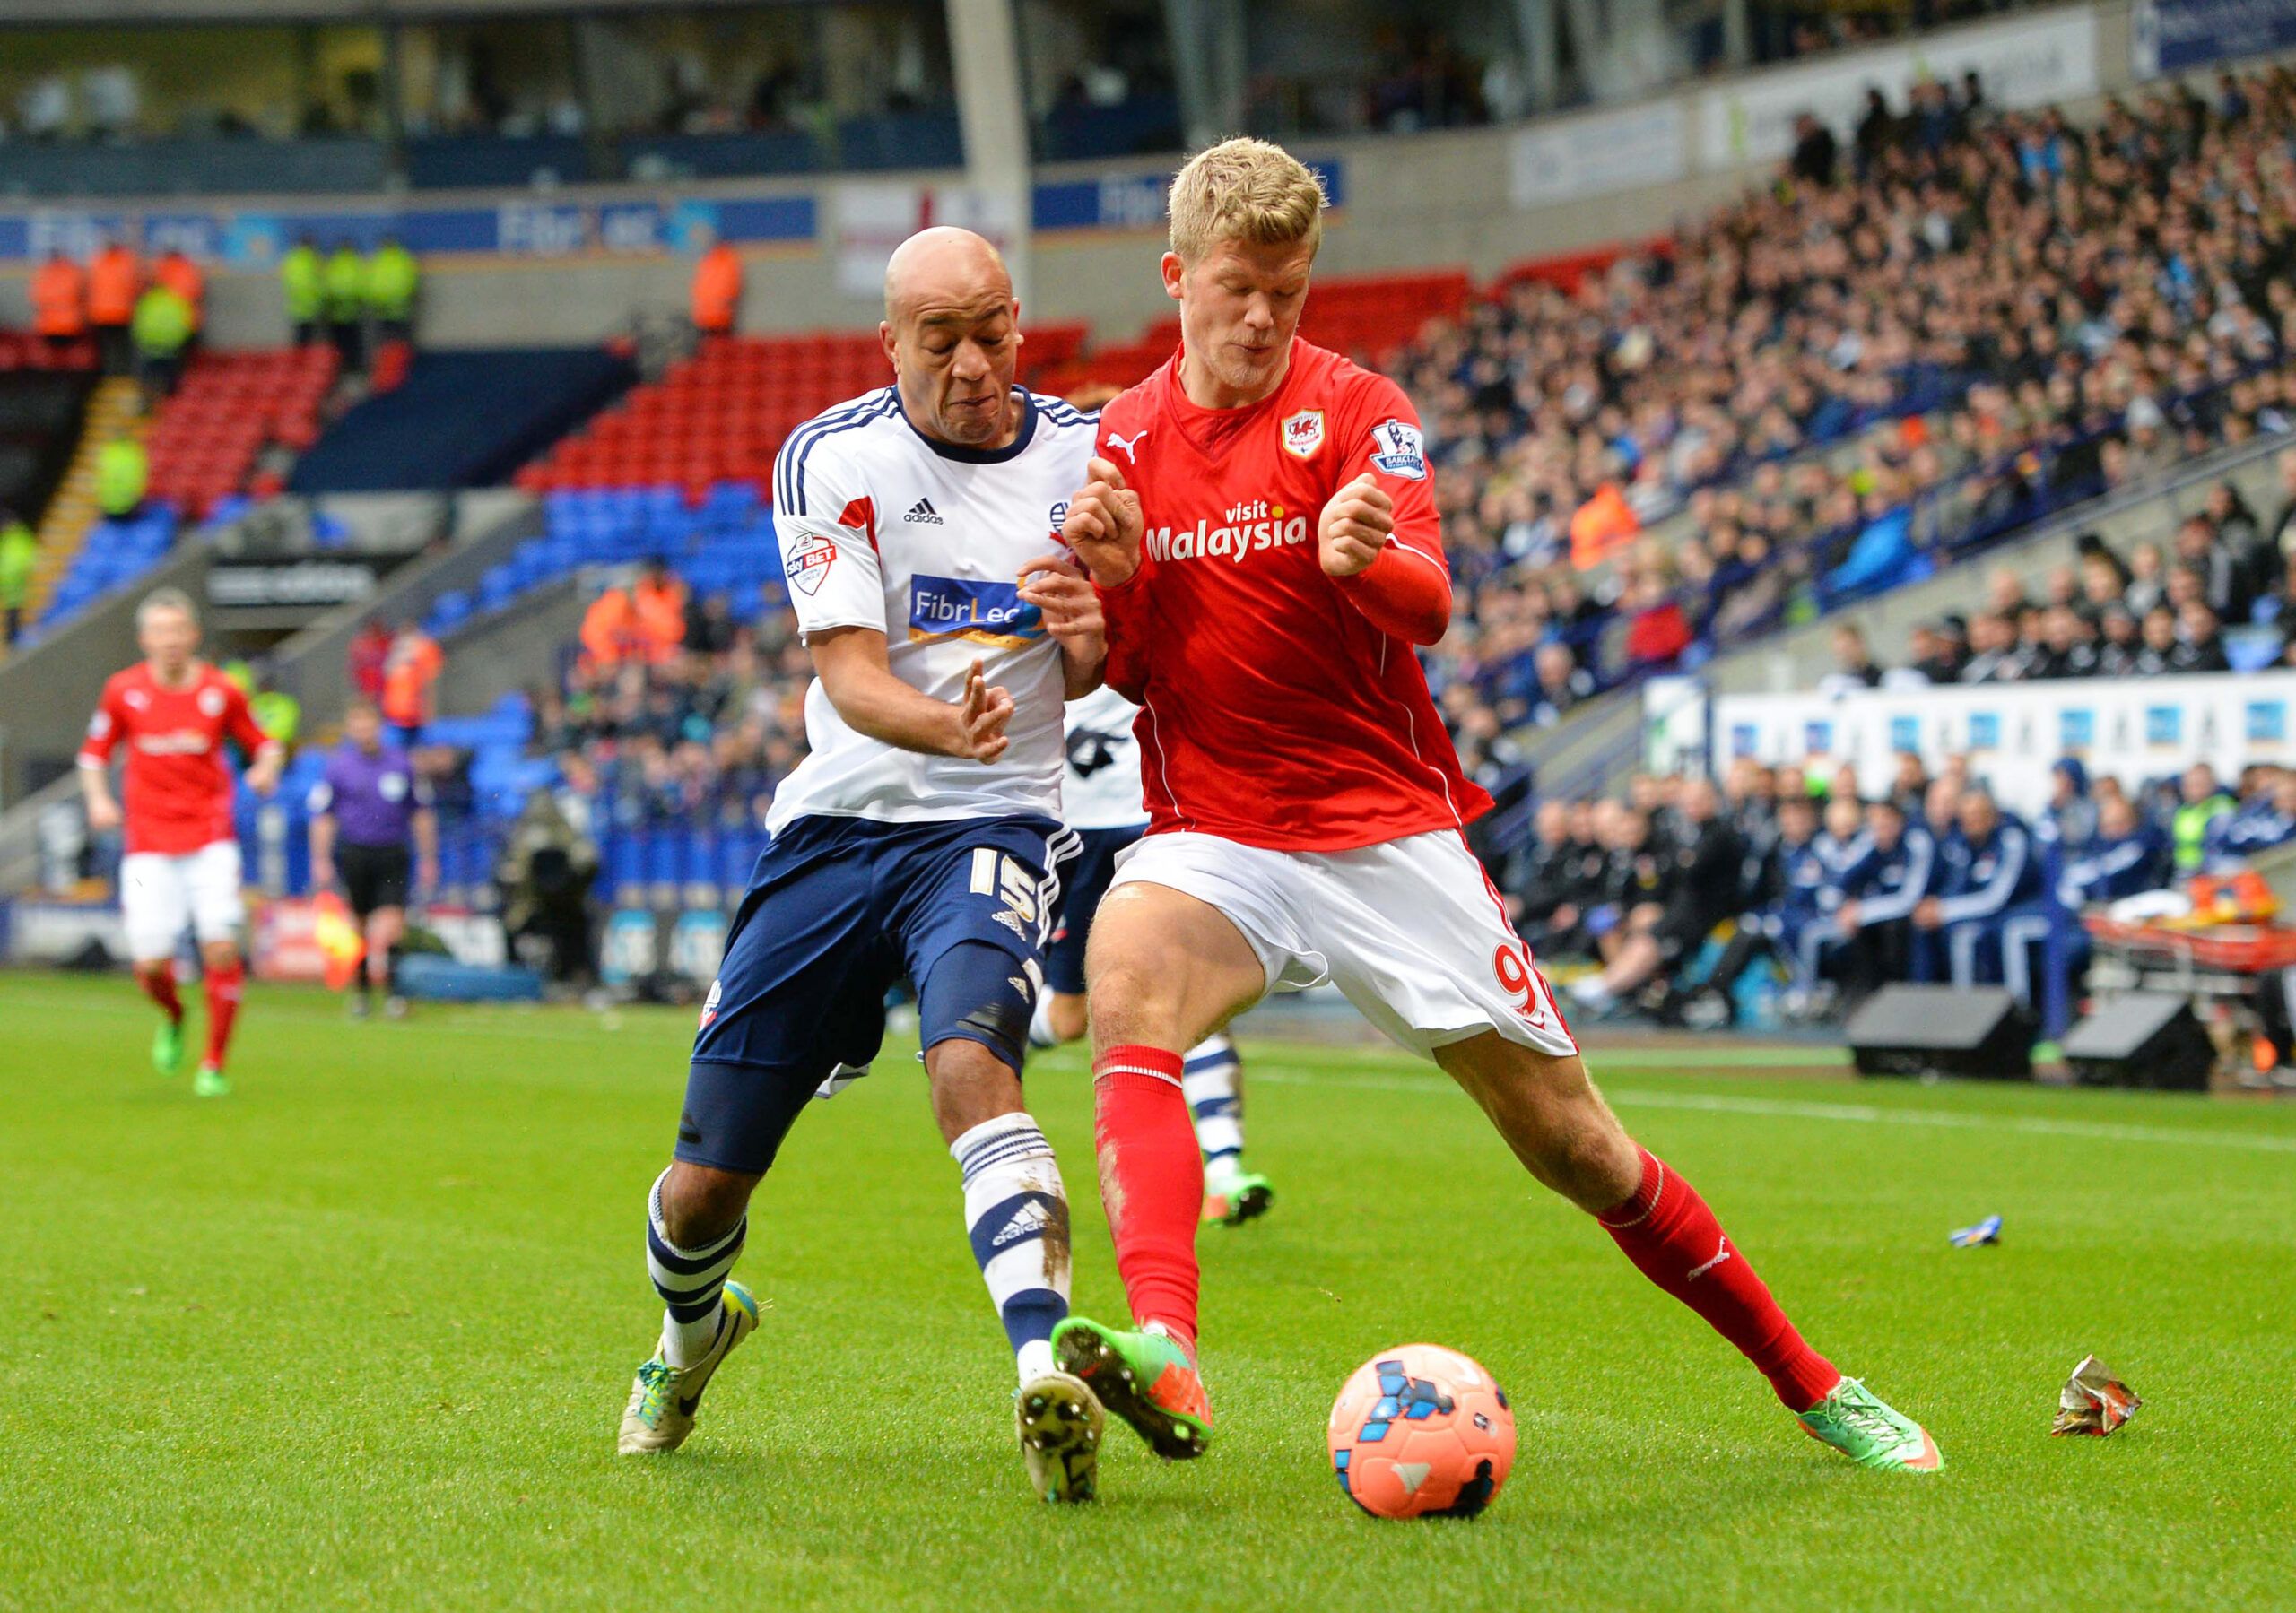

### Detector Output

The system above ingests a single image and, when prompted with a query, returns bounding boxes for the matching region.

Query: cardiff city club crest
[1281,409,1326,459]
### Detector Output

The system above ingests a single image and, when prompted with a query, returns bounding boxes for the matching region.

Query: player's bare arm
[1318,473,1393,577]
[1016,554,1106,696]
[810,626,1013,762]
[1061,455,1144,587]
[244,742,286,797]
[77,756,123,834]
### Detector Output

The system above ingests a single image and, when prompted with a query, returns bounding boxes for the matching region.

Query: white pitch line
[1248,1067,2296,1156]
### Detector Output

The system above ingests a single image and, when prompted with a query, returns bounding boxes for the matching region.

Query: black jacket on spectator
[1664,817,1745,941]
[2170,635,2232,674]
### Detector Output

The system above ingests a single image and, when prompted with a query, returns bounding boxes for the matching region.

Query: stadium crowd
[1507,750,2296,1030]
[1820,450,2296,685]
[1404,65,2296,733]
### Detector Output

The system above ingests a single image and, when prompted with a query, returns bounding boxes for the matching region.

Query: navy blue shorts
[678,813,1076,1175]
[1043,824,1147,995]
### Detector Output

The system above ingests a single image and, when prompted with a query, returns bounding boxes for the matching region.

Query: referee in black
[309,698,438,1017]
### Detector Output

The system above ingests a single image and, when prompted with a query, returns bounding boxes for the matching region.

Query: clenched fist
[1318,473,1393,577]
[1062,456,1145,588]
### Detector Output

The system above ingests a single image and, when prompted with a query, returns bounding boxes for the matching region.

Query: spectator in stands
[381,620,444,743]
[0,509,35,647]
[683,590,737,658]
[1787,111,1839,187]
[1621,569,1691,672]
[85,236,139,377]
[365,237,421,349]
[1915,788,2040,993]
[1513,798,1590,955]
[1817,622,1884,695]
[2175,600,2232,673]
[30,251,86,362]
[1581,776,1745,1015]
[324,239,368,372]
[691,234,743,342]
[2057,793,2169,908]
[2033,605,2101,679]
[2173,762,2237,873]
[131,279,194,402]
[499,785,600,991]
[1525,641,1591,726]
[2096,604,2141,675]
[282,235,325,347]
[1833,794,1935,1007]
[632,561,688,658]
[152,248,204,350]
[2039,758,2098,850]
[348,618,394,703]
[95,433,146,523]
[1691,793,1831,1022]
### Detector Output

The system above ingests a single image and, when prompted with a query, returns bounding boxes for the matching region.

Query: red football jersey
[1095,339,1492,851]
[78,661,270,855]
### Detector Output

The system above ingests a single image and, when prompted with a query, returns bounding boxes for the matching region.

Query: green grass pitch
[4,971,2293,1610]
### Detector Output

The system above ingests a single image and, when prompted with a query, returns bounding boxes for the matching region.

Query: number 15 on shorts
[970,847,1039,940]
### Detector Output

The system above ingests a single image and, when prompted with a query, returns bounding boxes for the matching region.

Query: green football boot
[1051,1318,1211,1461]
[152,1018,185,1078]
[193,1063,230,1099]
[1201,1167,1274,1227]
[618,1281,761,1454]
[1016,1369,1104,1503]
[1797,1379,1942,1472]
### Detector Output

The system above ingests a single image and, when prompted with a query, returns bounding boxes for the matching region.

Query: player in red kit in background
[78,587,284,1097]
[1032,139,1940,1473]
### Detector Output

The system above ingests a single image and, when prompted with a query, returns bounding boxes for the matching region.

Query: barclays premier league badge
[1369,419,1427,479]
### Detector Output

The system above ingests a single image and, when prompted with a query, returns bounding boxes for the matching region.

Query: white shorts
[1108,828,1579,1060]
[120,840,245,962]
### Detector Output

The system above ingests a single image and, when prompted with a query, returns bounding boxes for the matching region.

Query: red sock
[1597,1149,1841,1410]
[1092,1046,1202,1353]
[203,959,245,1072]
[140,965,184,1025]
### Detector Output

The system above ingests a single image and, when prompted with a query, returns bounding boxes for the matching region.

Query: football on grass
[1327,1344,1516,1519]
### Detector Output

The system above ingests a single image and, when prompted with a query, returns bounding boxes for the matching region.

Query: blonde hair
[137,585,197,629]
[1168,138,1327,264]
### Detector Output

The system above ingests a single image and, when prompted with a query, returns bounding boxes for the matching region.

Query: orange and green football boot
[1797,1379,1943,1472]
[1051,1317,1211,1460]
[1201,1167,1274,1227]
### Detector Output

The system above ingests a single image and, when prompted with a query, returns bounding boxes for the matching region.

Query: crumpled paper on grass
[2050,1355,2141,1435]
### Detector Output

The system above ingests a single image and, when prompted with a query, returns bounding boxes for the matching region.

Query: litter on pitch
[2050,1355,2142,1435]
[1950,1214,2003,1247]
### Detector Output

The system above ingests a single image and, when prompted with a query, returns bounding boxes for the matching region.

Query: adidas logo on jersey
[905,498,944,525]
[991,1199,1051,1250]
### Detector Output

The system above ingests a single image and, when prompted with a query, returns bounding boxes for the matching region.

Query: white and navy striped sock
[1183,1036,1245,1188]
[647,1168,746,1368]
[950,1113,1070,1383]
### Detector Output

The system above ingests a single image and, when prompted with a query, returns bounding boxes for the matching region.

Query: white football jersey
[1061,683,1149,831]
[767,386,1096,834]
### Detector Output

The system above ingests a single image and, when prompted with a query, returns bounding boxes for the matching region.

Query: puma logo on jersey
[1105,429,1146,463]
[1687,1237,1731,1281]
[905,498,944,525]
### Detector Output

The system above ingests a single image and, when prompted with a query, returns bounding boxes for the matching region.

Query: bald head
[879,227,1023,451]
[883,227,1011,326]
